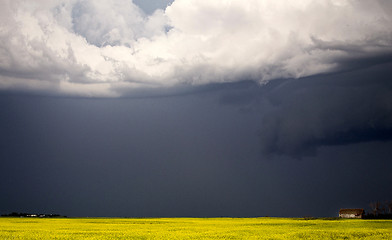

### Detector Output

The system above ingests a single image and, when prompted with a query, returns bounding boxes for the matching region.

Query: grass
[0,217,392,239]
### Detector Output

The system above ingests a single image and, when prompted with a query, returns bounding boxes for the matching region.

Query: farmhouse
[339,209,364,219]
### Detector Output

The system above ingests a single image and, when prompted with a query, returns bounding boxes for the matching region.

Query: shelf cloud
[0,0,391,97]
[257,63,392,157]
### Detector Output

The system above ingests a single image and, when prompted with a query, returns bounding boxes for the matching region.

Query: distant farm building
[339,209,364,219]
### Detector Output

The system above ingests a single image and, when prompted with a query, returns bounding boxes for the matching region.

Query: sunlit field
[1,217,392,239]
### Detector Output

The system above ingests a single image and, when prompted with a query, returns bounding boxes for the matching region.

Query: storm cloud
[1,0,391,96]
[1,0,392,218]
[257,63,392,157]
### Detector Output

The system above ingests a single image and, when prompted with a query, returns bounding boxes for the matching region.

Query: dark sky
[1,62,392,217]
[1,0,392,218]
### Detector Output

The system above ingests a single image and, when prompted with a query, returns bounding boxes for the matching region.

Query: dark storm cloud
[311,37,392,72]
[0,91,263,217]
[257,63,392,157]
[1,0,392,219]
[1,86,392,218]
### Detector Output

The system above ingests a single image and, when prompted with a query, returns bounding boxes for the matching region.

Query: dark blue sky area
[1,63,391,217]
[133,0,174,14]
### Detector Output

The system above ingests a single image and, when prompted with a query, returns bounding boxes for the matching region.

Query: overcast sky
[0,0,392,217]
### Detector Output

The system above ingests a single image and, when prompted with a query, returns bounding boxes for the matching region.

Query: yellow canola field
[1,217,392,239]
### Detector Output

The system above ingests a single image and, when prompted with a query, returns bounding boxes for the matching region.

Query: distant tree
[386,201,392,215]
[370,201,381,216]
[10,212,19,217]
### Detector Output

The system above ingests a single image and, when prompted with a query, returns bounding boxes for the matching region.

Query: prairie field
[0,217,392,239]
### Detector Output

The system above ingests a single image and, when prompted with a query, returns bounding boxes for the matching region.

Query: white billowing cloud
[0,0,391,97]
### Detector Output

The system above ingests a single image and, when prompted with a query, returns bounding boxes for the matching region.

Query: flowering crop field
[1,217,392,239]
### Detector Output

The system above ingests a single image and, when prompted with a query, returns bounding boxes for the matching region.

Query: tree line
[365,201,392,219]
[1,212,66,218]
